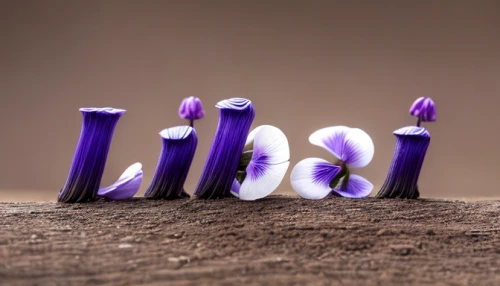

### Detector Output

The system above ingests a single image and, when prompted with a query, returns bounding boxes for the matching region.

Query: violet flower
[145,126,198,199]
[195,98,255,199]
[179,96,205,127]
[58,108,126,203]
[376,97,436,199]
[230,125,290,201]
[98,163,143,200]
[291,126,375,199]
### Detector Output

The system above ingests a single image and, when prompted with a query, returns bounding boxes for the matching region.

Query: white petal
[245,125,265,146]
[342,128,374,168]
[333,174,373,198]
[98,163,143,200]
[239,162,290,201]
[309,126,351,160]
[290,158,341,200]
[250,125,290,164]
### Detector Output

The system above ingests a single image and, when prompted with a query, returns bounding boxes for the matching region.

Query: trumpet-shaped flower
[377,97,436,199]
[179,96,205,127]
[291,126,374,199]
[230,125,290,201]
[58,107,126,203]
[98,163,143,200]
[195,98,255,199]
[145,126,198,199]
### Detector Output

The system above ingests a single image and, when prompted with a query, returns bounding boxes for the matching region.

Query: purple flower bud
[145,126,198,199]
[179,96,205,125]
[376,126,430,199]
[409,97,436,126]
[195,98,255,199]
[58,107,126,203]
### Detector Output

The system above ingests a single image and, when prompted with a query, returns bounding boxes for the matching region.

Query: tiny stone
[376,229,386,236]
[168,257,180,263]
[118,244,133,249]
[120,236,135,242]
[31,234,37,240]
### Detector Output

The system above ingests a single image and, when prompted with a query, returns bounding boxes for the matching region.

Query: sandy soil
[1,196,499,285]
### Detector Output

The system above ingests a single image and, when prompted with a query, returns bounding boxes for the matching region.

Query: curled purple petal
[98,163,143,200]
[145,126,197,199]
[195,98,255,199]
[332,174,373,198]
[290,158,342,200]
[230,179,241,198]
[179,96,205,121]
[410,97,436,123]
[58,107,126,203]
[376,126,431,199]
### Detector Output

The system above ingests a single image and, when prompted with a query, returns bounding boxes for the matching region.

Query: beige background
[1,0,499,201]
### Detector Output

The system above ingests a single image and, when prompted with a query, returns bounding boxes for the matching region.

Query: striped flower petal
[332,174,373,198]
[290,158,341,200]
[98,163,143,200]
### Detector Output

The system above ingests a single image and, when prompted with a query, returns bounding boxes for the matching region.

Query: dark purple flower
[195,98,255,199]
[291,126,374,199]
[98,163,143,200]
[410,97,436,126]
[376,127,430,199]
[179,96,205,127]
[230,125,290,201]
[145,126,198,199]
[377,97,436,199]
[58,108,126,203]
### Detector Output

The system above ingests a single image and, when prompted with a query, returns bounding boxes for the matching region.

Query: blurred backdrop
[1,0,499,201]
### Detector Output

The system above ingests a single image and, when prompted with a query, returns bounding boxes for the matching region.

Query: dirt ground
[0,196,499,285]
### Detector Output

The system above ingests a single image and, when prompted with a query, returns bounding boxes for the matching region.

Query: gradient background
[1,0,499,201]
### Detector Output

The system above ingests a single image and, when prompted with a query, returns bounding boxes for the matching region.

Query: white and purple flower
[291,126,375,200]
[230,125,290,201]
[59,107,127,203]
[145,126,198,199]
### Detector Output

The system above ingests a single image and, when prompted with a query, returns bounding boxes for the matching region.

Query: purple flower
[145,126,198,199]
[195,98,255,199]
[377,97,436,199]
[58,107,126,203]
[410,97,436,126]
[230,125,290,201]
[179,96,205,126]
[291,126,375,200]
[98,163,143,200]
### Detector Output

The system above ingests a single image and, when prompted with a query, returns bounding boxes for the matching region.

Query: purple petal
[98,163,143,200]
[58,107,126,203]
[230,179,241,198]
[409,97,436,122]
[332,174,373,198]
[145,126,198,199]
[290,158,341,200]
[309,127,374,168]
[195,98,255,199]
[179,96,205,121]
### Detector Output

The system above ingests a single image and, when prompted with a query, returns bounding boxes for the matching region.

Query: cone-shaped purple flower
[377,97,436,199]
[145,126,198,199]
[195,98,255,199]
[179,96,205,127]
[58,107,126,203]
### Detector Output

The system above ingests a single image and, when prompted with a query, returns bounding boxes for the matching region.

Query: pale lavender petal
[240,162,290,201]
[290,158,341,200]
[98,163,143,200]
[309,126,350,160]
[332,174,373,198]
[195,98,255,199]
[410,97,436,122]
[58,107,126,203]
[341,128,375,168]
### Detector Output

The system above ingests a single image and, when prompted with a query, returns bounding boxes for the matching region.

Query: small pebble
[118,244,133,249]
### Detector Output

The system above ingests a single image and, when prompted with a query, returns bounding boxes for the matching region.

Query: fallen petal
[290,158,341,200]
[332,174,373,198]
[98,163,143,200]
